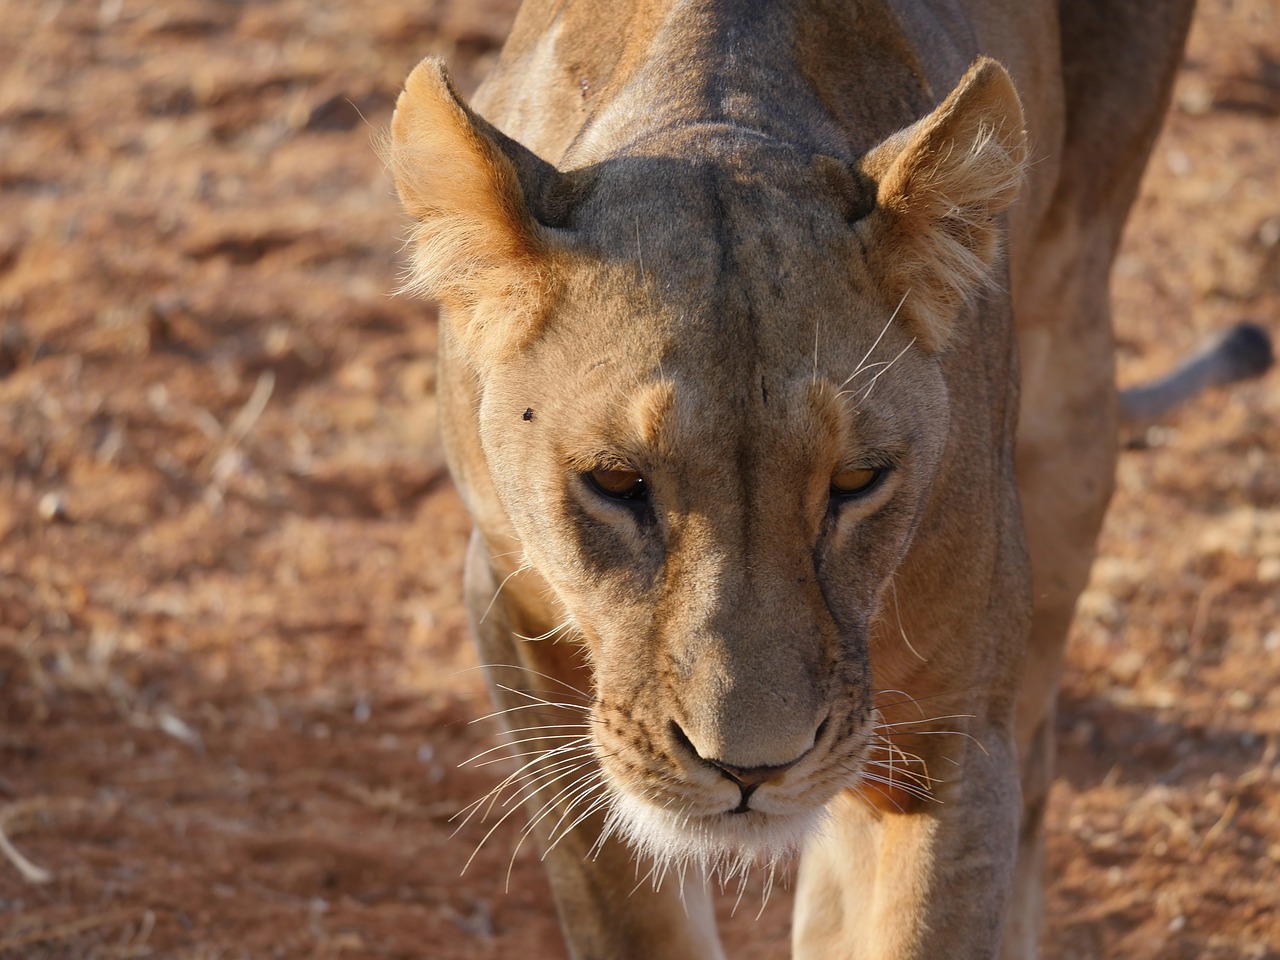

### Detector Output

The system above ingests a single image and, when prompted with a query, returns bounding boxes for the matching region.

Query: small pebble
[1259,217,1280,249]
[1178,84,1213,115]
[354,697,371,723]
[1165,148,1193,177]
[37,492,68,523]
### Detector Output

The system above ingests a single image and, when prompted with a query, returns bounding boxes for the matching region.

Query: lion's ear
[858,57,1027,351]
[388,57,559,365]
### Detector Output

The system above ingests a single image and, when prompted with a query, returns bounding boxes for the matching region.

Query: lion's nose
[671,720,815,787]
[708,756,802,788]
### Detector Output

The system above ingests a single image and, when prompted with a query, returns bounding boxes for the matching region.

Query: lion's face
[389,58,1024,873]
[470,153,953,870]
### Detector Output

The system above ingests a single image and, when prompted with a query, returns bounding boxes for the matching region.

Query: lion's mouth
[602,781,832,882]
[727,783,762,815]
[587,708,883,880]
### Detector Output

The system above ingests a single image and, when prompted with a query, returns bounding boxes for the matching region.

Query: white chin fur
[601,788,826,883]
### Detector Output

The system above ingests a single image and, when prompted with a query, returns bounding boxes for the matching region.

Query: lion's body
[390,2,1195,956]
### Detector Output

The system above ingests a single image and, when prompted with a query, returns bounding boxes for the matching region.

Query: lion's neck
[479,0,943,166]
[569,0,838,159]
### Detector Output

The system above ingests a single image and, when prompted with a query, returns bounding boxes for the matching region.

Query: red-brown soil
[1,1,1276,958]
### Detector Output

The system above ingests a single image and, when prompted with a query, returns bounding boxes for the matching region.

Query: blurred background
[0,0,1276,957]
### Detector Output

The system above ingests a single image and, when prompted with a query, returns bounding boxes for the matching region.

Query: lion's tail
[1119,321,1274,429]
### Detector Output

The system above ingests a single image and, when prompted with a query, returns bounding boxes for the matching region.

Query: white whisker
[494,683,595,713]
[461,759,601,874]
[479,563,531,624]
[839,291,909,389]
[513,621,576,644]
[544,790,613,858]
[507,768,607,891]
[856,768,939,804]
[886,579,929,662]
[875,728,986,757]
[471,740,592,769]
[453,750,595,829]
[756,859,778,921]
[462,733,589,767]
[849,337,917,407]
[469,700,593,725]
[876,713,976,729]
[462,661,593,702]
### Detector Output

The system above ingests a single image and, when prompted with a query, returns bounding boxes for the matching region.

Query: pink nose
[707,756,803,788]
[716,757,793,788]
[670,720,814,788]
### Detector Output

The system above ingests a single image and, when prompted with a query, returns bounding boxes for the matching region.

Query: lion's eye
[586,468,647,501]
[831,467,884,498]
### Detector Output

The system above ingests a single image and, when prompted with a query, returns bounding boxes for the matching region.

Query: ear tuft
[858,57,1027,351]
[387,57,552,364]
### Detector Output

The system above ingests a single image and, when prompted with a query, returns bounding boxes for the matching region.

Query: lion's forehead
[549,161,896,391]
[573,144,864,275]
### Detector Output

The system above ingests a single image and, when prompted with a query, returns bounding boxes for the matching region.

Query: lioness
[389,2,1198,957]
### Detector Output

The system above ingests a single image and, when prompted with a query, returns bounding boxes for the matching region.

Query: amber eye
[586,467,647,501]
[831,467,884,498]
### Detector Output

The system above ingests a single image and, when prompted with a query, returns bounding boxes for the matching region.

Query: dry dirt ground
[1,1,1277,958]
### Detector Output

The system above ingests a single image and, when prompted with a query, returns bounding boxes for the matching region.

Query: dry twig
[0,817,52,884]
[0,910,137,953]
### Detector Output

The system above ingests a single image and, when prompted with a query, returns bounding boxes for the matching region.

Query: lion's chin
[601,789,827,883]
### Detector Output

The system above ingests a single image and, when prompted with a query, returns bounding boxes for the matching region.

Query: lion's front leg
[462,531,725,960]
[793,725,1021,960]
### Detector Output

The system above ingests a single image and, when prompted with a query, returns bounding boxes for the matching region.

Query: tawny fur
[387,60,551,364]
[858,60,1028,351]
[389,2,1196,958]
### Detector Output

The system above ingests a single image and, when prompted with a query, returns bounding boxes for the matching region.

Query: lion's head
[389,56,1026,875]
